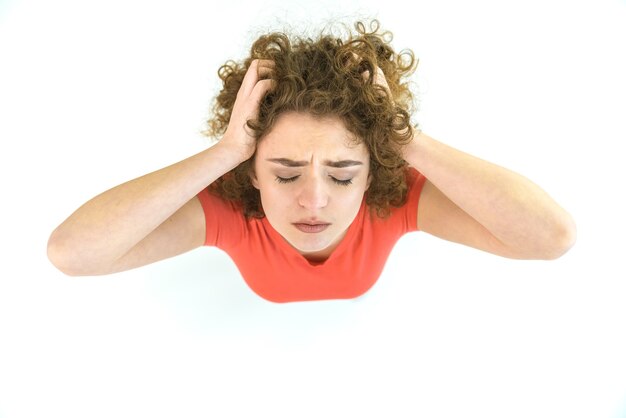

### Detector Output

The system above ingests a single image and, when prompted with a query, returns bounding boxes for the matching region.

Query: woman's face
[250,111,372,262]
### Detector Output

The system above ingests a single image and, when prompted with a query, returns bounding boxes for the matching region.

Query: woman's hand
[352,52,392,102]
[220,59,276,163]
[364,65,392,101]
[353,53,418,158]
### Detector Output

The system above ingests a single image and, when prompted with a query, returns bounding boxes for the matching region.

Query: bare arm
[405,131,577,259]
[47,143,243,276]
[48,59,276,276]
[361,59,576,259]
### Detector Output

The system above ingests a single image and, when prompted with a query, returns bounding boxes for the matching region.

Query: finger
[348,52,374,82]
[256,64,274,79]
[248,78,277,113]
[254,59,276,75]
[240,59,273,97]
[259,78,278,94]
[255,58,276,66]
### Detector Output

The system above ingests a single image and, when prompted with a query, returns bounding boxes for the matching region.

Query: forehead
[259,112,366,155]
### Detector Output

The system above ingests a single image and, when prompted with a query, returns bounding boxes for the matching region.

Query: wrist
[211,141,249,170]
[402,127,426,170]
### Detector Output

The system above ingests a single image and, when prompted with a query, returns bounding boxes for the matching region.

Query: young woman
[47,20,576,303]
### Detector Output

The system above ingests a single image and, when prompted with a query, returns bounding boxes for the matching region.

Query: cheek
[258,182,288,205]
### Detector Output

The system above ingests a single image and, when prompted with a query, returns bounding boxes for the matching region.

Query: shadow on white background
[1,0,625,417]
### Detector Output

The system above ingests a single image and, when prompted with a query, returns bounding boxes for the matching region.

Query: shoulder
[196,187,248,249]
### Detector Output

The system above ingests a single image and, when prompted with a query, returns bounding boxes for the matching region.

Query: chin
[286,231,331,251]
[291,238,329,253]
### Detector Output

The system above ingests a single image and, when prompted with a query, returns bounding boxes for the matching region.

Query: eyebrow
[266,158,363,168]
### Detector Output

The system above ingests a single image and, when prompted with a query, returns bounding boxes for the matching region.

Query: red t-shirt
[196,167,427,303]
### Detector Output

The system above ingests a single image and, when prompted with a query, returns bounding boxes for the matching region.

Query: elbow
[47,231,113,277]
[47,236,72,276]
[541,214,577,260]
[47,231,82,277]
[511,213,577,261]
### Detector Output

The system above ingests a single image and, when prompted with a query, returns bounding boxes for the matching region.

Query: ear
[365,171,373,190]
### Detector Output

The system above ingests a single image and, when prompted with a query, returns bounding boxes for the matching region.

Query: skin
[249,111,373,263]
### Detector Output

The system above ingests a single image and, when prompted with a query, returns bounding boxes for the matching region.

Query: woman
[47,20,576,303]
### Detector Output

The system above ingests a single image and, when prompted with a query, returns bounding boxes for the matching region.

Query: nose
[297,171,329,210]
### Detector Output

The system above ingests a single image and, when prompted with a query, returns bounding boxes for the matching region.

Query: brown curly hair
[201,19,421,220]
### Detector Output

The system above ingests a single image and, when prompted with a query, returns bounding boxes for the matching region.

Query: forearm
[48,142,242,271]
[404,131,577,257]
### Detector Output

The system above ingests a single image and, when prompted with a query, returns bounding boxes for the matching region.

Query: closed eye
[275,176,353,186]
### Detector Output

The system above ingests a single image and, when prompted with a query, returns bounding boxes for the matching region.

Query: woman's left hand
[352,52,417,160]
[352,52,392,102]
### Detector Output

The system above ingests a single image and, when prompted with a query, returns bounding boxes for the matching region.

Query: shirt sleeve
[195,187,246,251]
[405,166,428,232]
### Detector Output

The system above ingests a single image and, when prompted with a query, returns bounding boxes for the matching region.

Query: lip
[293,223,330,233]
[295,219,329,225]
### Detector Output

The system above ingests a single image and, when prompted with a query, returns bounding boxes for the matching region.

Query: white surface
[1,0,625,417]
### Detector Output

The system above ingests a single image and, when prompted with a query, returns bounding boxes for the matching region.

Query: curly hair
[201,19,421,220]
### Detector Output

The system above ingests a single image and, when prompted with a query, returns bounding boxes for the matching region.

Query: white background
[1,0,625,417]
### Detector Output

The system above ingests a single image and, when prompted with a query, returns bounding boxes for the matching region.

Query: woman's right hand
[220,59,276,163]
